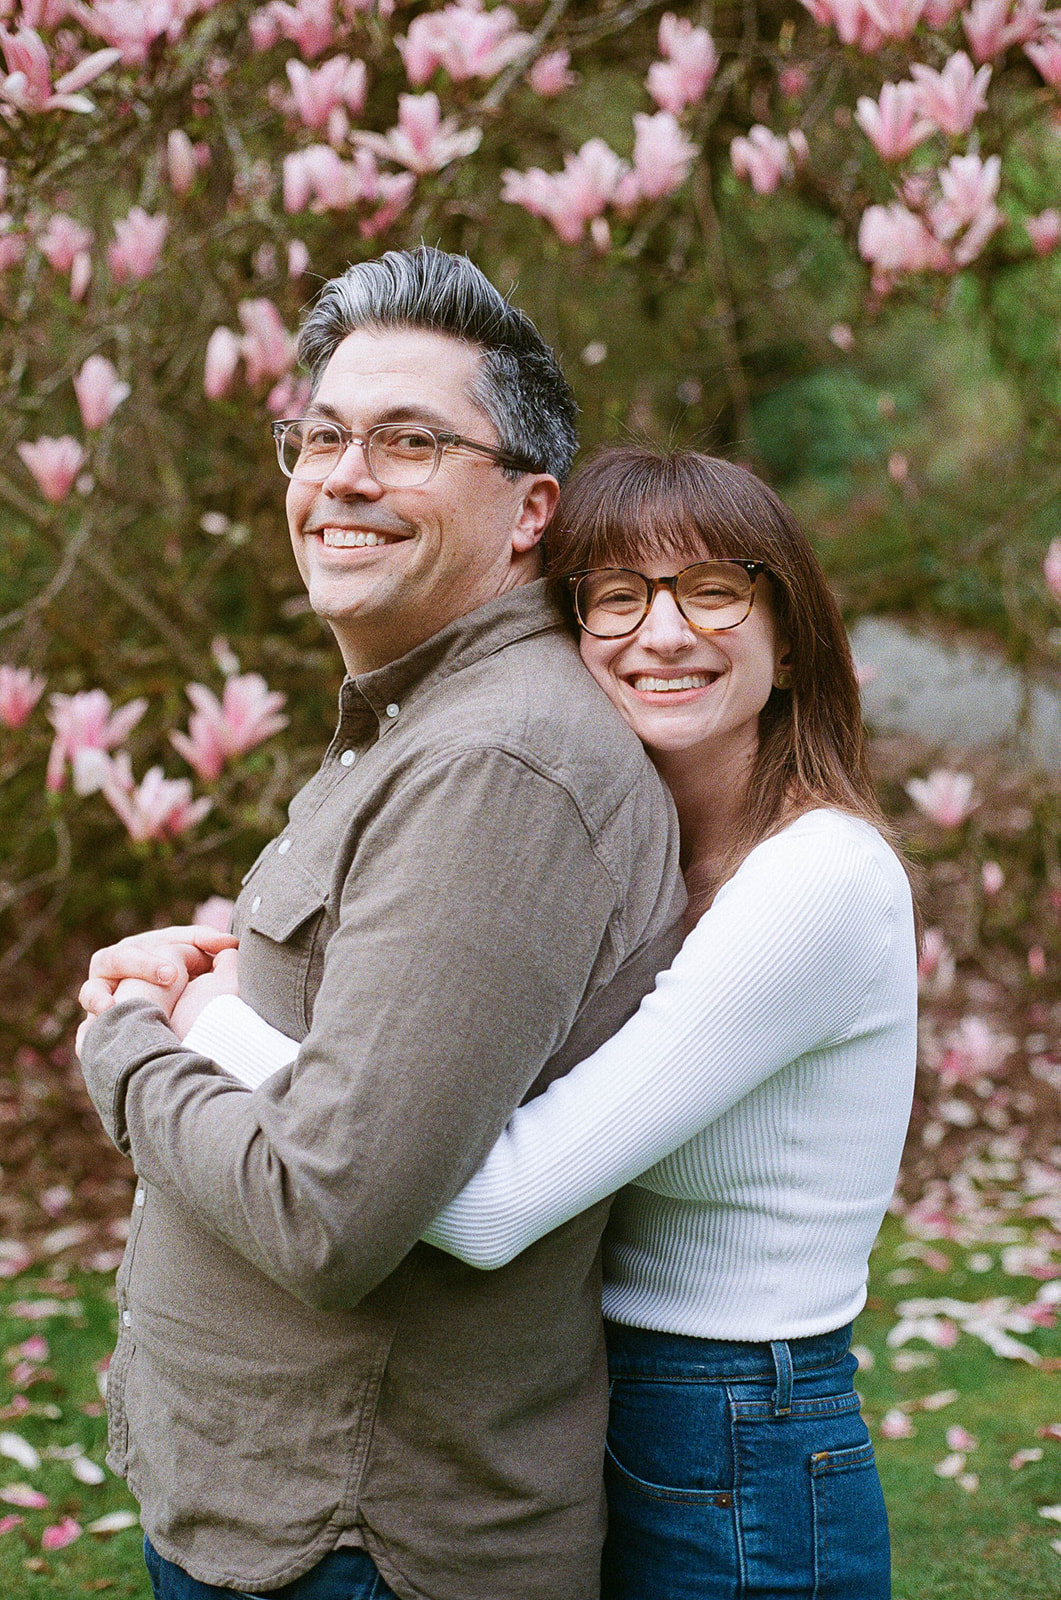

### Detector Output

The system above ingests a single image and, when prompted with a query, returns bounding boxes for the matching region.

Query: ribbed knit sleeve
[424,811,917,1338]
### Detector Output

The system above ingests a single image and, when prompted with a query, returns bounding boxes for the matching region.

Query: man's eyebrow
[303,401,462,431]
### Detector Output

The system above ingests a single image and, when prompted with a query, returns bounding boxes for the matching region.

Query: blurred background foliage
[4,0,1061,1044]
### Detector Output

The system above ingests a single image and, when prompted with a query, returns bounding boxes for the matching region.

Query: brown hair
[546,445,917,914]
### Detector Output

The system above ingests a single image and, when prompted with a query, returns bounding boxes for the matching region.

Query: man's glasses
[569,560,767,639]
[271,418,539,488]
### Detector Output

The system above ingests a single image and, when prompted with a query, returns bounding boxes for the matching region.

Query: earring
[774,669,792,690]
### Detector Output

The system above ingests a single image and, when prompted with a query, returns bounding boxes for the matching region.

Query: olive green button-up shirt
[81,581,685,1600]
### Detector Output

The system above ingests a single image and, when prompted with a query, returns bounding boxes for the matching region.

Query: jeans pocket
[810,1440,891,1600]
[602,1380,740,1600]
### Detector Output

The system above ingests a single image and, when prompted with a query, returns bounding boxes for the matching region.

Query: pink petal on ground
[0,1483,47,1508]
[0,1515,23,1535]
[41,1515,81,1550]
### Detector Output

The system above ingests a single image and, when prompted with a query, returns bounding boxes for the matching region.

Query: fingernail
[157,964,177,984]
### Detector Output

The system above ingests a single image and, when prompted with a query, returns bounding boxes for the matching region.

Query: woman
[416,447,919,1600]
[92,447,918,1600]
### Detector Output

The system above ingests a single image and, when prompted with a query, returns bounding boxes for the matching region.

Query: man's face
[285,327,557,674]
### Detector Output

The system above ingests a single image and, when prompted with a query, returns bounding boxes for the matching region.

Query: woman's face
[577,553,783,771]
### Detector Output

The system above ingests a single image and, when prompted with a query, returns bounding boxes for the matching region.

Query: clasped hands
[75,925,241,1060]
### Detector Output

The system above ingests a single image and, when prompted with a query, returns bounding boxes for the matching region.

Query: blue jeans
[601,1321,890,1600]
[143,1538,398,1599]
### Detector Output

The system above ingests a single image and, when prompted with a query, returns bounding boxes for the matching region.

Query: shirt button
[122,1310,132,1328]
[134,1188,145,1207]
[385,702,399,719]
[340,749,356,767]
[277,838,291,855]
[251,894,262,913]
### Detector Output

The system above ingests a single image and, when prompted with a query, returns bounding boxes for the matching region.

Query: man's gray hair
[297,246,578,481]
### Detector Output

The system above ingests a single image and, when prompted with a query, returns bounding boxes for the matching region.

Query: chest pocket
[241,860,331,1037]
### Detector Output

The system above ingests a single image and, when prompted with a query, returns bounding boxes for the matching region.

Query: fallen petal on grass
[41,1515,82,1549]
[0,1514,23,1535]
[946,1424,979,1451]
[0,1431,40,1471]
[1039,1505,1061,1522]
[0,1483,47,1507]
[71,1454,106,1485]
[86,1509,138,1535]
[934,1451,966,1477]
[1011,1447,1044,1468]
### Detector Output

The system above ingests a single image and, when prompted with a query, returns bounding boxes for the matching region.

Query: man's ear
[511,475,560,554]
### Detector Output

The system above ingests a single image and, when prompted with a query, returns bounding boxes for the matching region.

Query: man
[78,247,684,1600]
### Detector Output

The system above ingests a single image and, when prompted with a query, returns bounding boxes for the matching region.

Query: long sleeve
[80,750,627,1311]
[424,813,913,1271]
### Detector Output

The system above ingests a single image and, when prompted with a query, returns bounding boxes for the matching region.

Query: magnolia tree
[3,0,1061,1027]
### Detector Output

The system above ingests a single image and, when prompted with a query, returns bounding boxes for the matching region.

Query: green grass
[0,1223,1057,1598]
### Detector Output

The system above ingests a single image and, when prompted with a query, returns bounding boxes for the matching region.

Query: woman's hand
[169,948,240,1041]
[76,926,239,1060]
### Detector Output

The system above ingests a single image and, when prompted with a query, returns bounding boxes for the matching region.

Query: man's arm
[79,747,623,1311]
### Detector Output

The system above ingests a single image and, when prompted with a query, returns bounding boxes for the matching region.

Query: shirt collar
[337,580,567,727]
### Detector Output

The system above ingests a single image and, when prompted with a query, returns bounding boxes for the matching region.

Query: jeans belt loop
[770,1339,793,1416]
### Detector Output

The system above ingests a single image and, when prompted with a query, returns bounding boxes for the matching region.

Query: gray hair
[297,246,578,481]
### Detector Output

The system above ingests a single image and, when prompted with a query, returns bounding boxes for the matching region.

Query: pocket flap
[245,861,328,943]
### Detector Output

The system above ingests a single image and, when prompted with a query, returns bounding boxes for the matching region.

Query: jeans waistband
[604,1320,853,1383]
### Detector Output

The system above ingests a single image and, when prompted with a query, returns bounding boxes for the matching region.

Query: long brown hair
[546,445,916,913]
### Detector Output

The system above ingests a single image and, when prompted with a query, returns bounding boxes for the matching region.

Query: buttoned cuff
[79,997,179,1155]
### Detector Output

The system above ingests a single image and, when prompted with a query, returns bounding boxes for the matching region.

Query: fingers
[87,930,234,989]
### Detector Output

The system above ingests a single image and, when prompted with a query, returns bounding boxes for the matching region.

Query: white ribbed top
[424,810,917,1340]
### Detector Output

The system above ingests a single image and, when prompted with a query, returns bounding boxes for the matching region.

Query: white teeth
[632,673,715,692]
[321,529,389,547]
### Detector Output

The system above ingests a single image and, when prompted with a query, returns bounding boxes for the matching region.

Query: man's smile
[319,527,405,548]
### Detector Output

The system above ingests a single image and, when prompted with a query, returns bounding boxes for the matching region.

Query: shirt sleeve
[79,748,623,1311]
[424,820,904,1268]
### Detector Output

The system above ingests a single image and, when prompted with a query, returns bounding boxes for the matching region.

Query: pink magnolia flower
[855,81,935,159]
[102,765,211,843]
[75,0,178,66]
[647,14,717,114]
[167,128,198,195]
[0,664,46,728]
[829,321,855,350]
[193,894,235,933]
[730,126,793,195]
[859,201,951,290]
[265,372,311,417]
[1043,535,1061,598]
[1026,208,1061,254]
[502,140,627,243]
[1024,30,1061,87]
[204,325,241,400]
[16,436,85,503]
[929,153,1001,251]
[0,26,119,113]
[934,1014,1013,1082]
[905,768,977,825]
[170,673,288,781]
[910,53,991,138]
[923,0,965,21]
[862,0,927,36]
[107,206,169,283]
[397,0,529,87]
[967,0,1044,60]
[37,212,93,298]
[981,859,1005,894]
[354,93,481,175]
[1028,943,1047,976]
[528,48,575,97]
[357,168,416,239]
[237,298,295,386]
[267,0,336,59]
[917,927,955,994]
[286,53,366,131]
[288,238,310,277]
[73,354,130,430]
[625,111,698,202]
[45,689,147,792]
